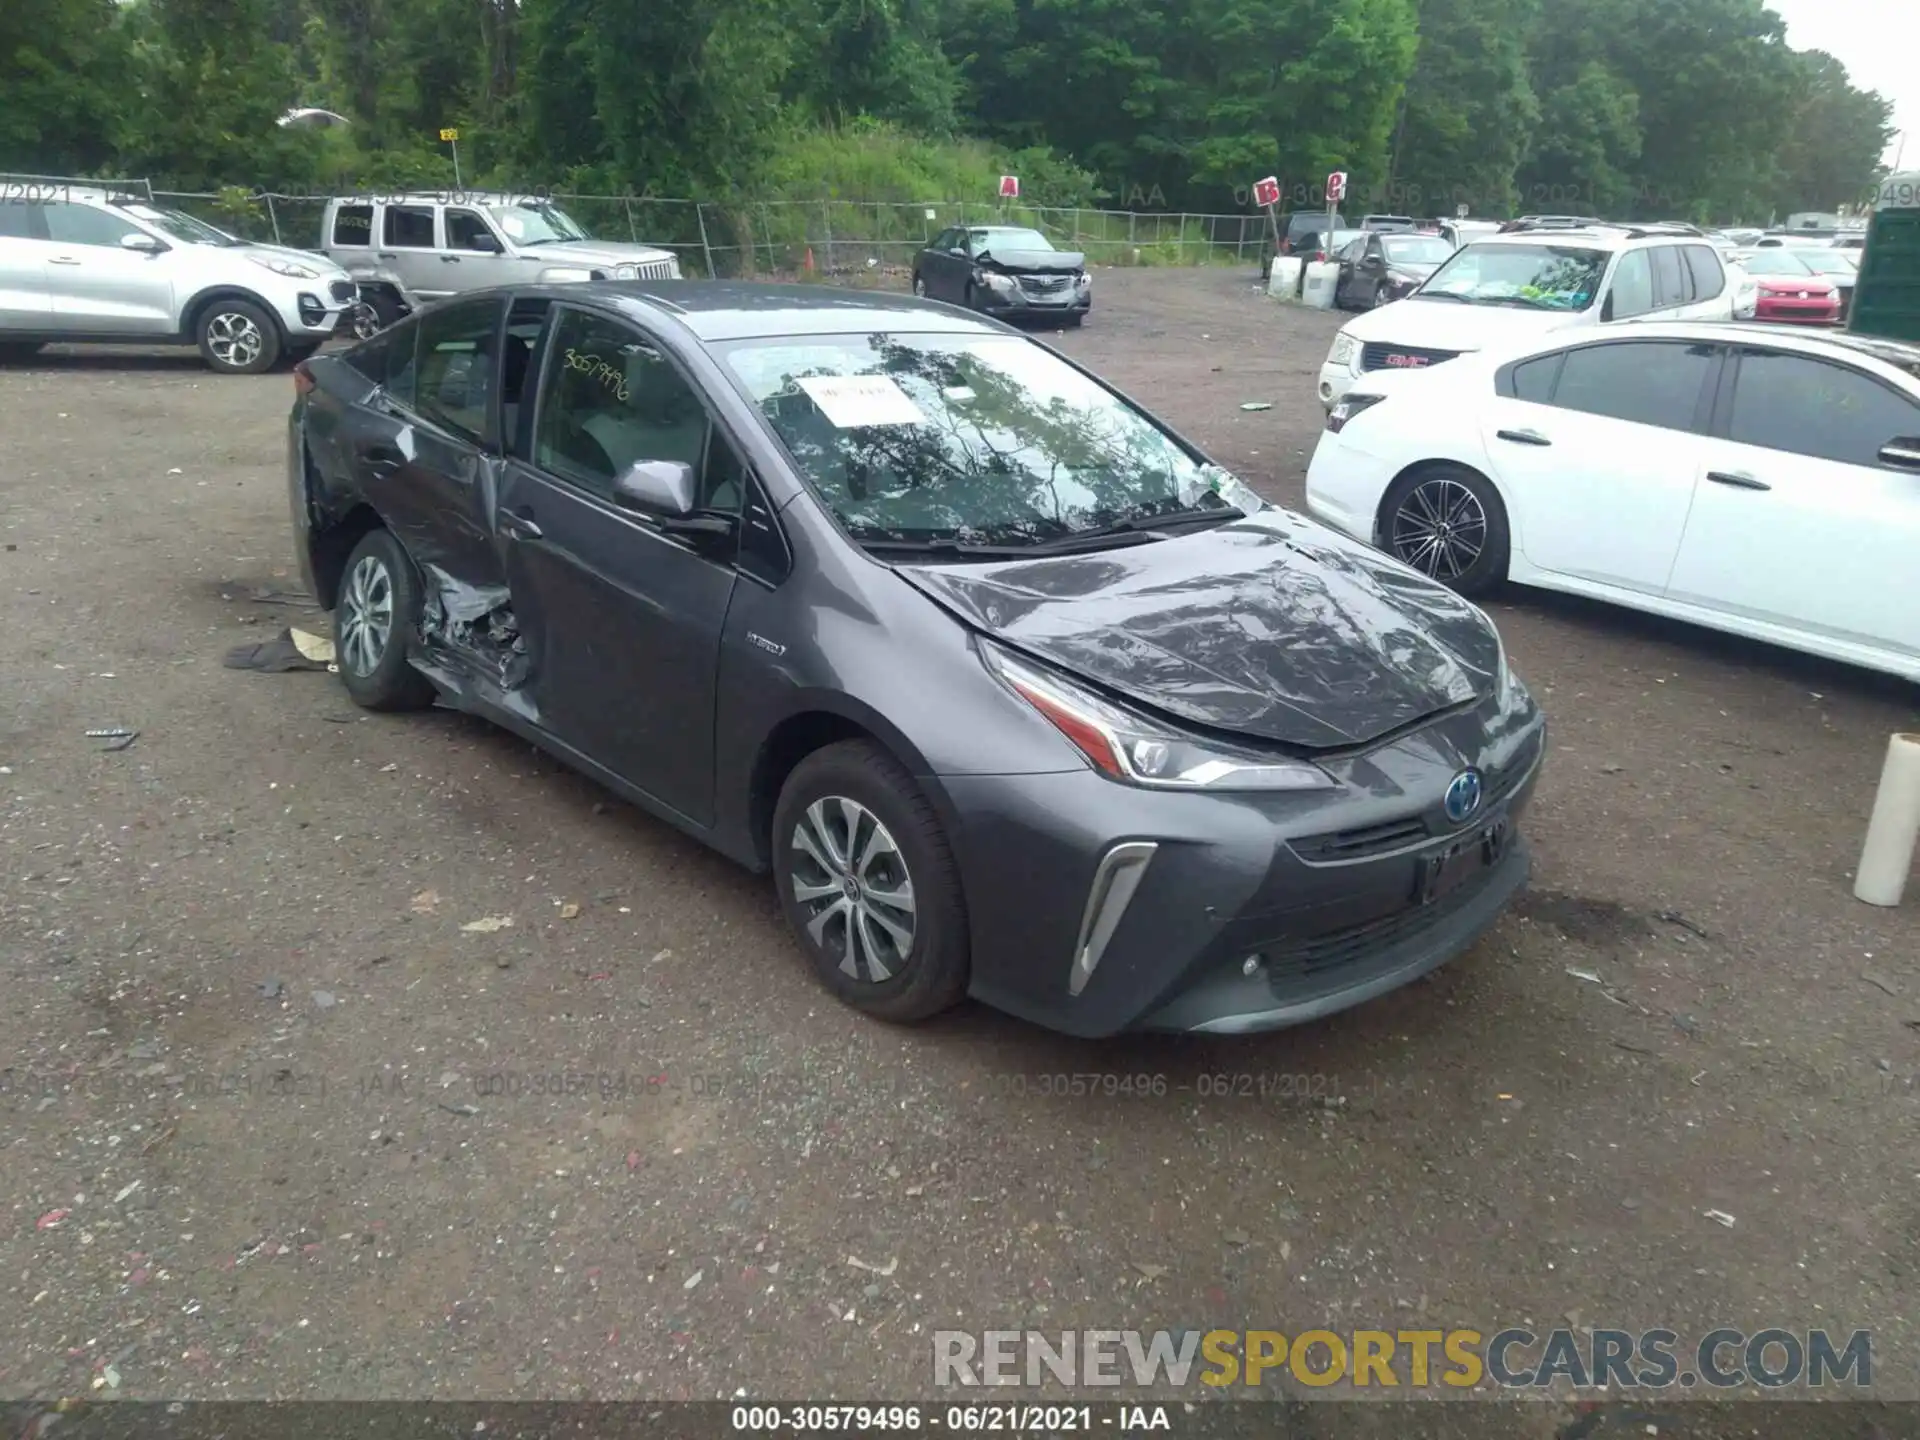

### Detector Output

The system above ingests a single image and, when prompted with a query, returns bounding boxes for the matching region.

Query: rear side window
[1608,251,1655,319]
[344,323,420,407]
[1509,353,1563,402]
[1549,341,1717,431]
[414,298,503,443]
[1684,245,1725,300]
[332,204,372,247]
[383,205,435,248]
[0,203,39,238]
[1651,245,1690,307]
[1726,349,1920,467]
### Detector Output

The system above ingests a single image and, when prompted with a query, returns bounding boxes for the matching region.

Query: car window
[1651,245,1690,307]
[1725,350,1920,467]
[1607,251,1655,319]
[445,209,497,251]
[348,318,420,407]
[720,331,1256,548]
[413,298,502,443]
[1510,353,1563,403]
[1420,242,1607,311]
[1549,341,1717,431]
[0,203,38,239]
[534,308,712,498]
[1684,245,1725,299]
[332,204,372,247]
[383,205,436,249]
[1339,238,1366,261]
[43,202,145,247]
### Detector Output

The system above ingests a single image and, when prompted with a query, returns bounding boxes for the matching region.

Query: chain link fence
[151,190,1275,278]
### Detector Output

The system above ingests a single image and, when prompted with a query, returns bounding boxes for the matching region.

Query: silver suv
[319,192,680,331]
[0,180,357,374]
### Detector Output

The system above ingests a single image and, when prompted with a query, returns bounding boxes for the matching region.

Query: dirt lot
[2,268,1918,1425]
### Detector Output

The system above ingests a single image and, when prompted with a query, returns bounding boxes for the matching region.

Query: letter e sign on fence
[999,175,1019,199]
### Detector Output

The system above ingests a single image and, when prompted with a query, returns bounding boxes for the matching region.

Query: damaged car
[288,281,1544,1037]
[911,226,1091,325]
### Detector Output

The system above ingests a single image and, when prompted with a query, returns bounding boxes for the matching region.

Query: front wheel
[1378,464,1511,598]
[334,529,437,711]
[772,741,970,1024]
[197,299,281,374]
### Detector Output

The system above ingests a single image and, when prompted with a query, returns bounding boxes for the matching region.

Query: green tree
[0,0,135,175]
[1388,0,1538,217]
[1771,50,1895,215]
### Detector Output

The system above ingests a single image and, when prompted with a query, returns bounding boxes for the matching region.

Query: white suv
[319,192,680,331]
[1317,225,1745,410]
[0,182,356,373]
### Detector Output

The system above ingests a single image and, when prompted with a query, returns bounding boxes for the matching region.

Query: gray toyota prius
[288,281,1545,1037]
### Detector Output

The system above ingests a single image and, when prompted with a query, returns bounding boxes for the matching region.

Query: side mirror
[612,459,697,516]
[120,233,165,253]
[468,233,503,254]
[1879,437,1920,471]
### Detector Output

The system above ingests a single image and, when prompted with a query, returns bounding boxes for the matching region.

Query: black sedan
[1334,232,1457,309]
[288,281,1544,1037]
[911,225,1090,325]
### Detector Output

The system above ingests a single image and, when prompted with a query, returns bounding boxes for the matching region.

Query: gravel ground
[1,269,1918,1425]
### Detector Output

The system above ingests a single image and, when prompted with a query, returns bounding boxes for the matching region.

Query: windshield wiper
[1410,290,1474,302]
[1486,295,1559,310]
[1066,504,1244,543]
[859,538,1046,561]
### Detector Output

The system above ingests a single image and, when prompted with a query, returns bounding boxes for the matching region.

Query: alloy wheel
[789,795,918,982]
[349,302,382,340]
[1390,477,1487,581]
[337,553,394,676]
[205,309,265,369]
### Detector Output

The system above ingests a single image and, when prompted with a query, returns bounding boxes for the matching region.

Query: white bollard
[1854,733,1920,907]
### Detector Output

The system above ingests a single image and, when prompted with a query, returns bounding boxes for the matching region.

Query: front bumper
[266,278,357,339]
[942,698,1546,1038]
[1753,297,1840,325]
[975,279,1092,318]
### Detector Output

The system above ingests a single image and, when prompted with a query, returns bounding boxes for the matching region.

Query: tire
[1378,463,1510,598]
[196,299,281,374]
[0,340,44,362]
[334,528,437,712]
[962,281,978,312]
[350,290,405,340]
[772,740,970,1024]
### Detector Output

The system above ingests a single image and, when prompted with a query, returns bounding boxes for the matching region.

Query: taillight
[293,361,315,398]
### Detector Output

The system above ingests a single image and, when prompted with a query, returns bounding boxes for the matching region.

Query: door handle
[48,255,82,265]
[441,255,461,263]
[1496,428,1551,446]
[376,252,397,260]
[1706,470,1770,491]
[500,510,543,540]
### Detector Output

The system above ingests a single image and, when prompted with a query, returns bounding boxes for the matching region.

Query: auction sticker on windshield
[797,374,926,428]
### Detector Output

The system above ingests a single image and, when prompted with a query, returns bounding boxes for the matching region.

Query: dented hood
[978,248,1085,274]
[893,513,1500,750]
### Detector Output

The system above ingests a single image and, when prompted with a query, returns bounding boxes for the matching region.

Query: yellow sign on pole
[439,128,459,142]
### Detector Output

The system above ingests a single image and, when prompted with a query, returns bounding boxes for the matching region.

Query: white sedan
[1304,321,1920,681]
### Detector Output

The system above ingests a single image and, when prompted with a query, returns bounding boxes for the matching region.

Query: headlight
[250,255,318,279]
[612,263,638,280]
[1076,271,1092,288]
[981,640,1336,791]
[1329,332,1358,367]
[979,271,1017,291]
[1326,392,1386,433]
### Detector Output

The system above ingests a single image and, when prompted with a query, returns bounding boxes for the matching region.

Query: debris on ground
[259,978,284,999]
[1862,973,1899,998]
[684,1269,704,1290]
[1703,1209,1737,1228]
[409,890,441,915]
[1567,967,1603,985]
[223,629,331,673]
[37,1209,70,1229]
[85,727,138,752]
[312,990,337,1009]
[847,1255,898,1277]
[288,628,335,664]
[1238,402,1272,411]
[460,916,514,933]
[559,902,581,920]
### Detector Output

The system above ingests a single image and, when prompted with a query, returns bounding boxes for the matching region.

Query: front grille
[1261,865,1494,985]
[636,258,678,279]
[328,279,356,304]
[1019,274,1074,295]
[1361,343,1460,372]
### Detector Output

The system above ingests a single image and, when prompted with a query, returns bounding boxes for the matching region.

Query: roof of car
[1488,318,1920,371]
[582,280,1015,341]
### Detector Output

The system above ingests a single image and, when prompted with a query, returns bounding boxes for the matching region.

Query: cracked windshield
[724,334,1263,548]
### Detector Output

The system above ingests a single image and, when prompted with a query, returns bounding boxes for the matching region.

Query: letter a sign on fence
[999,175,1019,199]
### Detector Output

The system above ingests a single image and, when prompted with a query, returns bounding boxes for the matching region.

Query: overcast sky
[1766,0,1914,171]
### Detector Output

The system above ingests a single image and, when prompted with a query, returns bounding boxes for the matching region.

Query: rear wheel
[772,741,970,1024]
[335,529,437,712]
[1378,464,1510,598]
[197,299,281,374]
